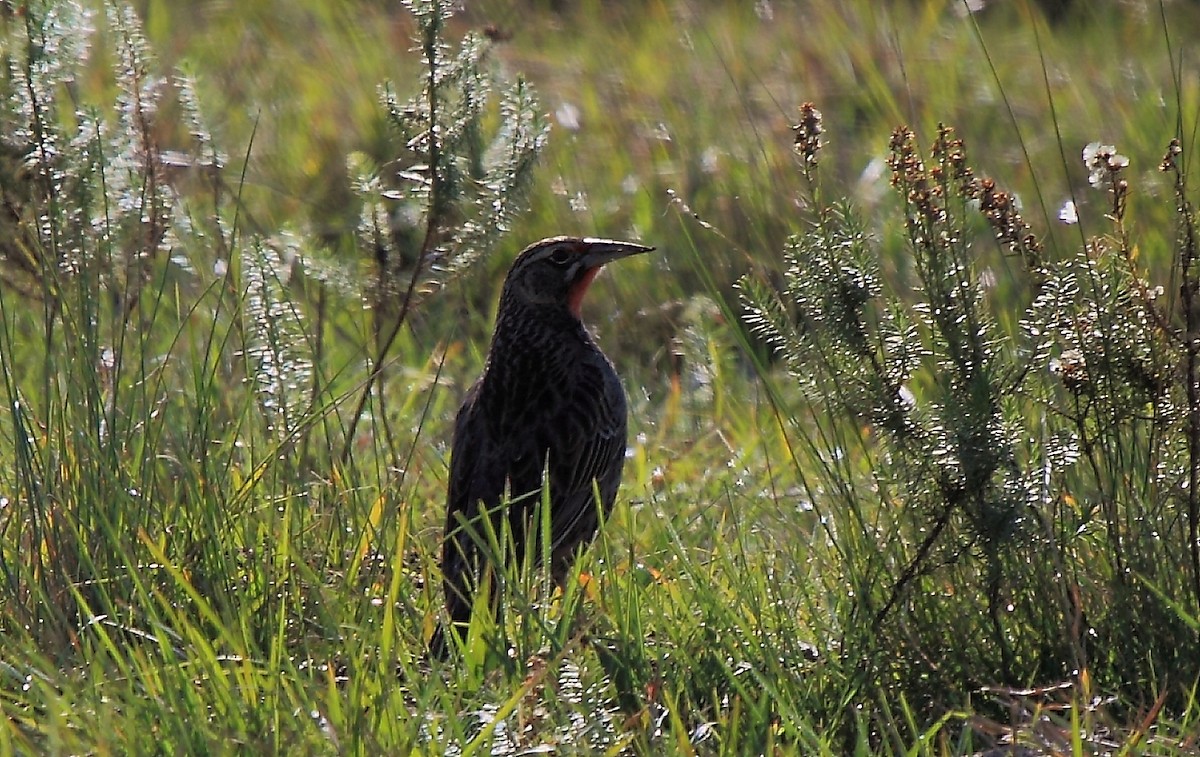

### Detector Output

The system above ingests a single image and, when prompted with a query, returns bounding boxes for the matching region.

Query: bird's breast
[479,327,622,433]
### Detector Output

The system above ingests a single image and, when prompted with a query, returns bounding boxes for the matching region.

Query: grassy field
[3,0,1200,753]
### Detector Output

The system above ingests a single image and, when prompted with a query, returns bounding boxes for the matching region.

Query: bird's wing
[442,383,511,624]
[442,380,548,586]
[445,385,493,531]
[546,373,628,555]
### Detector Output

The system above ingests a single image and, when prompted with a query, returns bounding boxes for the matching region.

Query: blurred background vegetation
[131,0,1200,342]
[3,0,1200,753]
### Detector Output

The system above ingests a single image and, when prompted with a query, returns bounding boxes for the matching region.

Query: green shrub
[742,107,1200,741]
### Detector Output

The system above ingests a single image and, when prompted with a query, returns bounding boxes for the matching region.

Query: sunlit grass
[3,0,1200,753]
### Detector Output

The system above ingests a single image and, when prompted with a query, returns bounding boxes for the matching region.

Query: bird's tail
[427,593,472,659]
[427,622,451,659]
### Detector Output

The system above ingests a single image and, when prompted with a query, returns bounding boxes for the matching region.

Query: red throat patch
[567,267,601,318]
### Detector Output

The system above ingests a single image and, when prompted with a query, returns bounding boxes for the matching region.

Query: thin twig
[340,18,445,468]
[1177,180,1200,610]
[873,501,953,630]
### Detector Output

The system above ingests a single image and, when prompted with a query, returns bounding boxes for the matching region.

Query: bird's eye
[547,247,572,265]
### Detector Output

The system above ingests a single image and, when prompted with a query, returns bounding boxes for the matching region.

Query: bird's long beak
[565,239,654,318]
[579,238,655,268]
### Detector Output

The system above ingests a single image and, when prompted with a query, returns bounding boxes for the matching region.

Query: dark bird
[431,236,653,657]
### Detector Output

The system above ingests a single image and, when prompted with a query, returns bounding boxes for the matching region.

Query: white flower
[555,103,581,132]
[1083,141,1128,189]
[1058,200,1078,225]
[1082,142,1107,167]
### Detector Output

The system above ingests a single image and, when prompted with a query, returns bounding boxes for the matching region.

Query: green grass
[3,0,1200,753]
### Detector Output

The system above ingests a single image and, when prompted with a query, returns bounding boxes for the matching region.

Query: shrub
[742,107,1200,736]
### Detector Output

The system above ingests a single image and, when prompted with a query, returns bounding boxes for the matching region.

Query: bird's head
[501,236,654,318]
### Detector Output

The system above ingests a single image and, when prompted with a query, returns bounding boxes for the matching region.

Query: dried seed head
[1160,138,1182,173]
[792,102,824,167]
[978,178,1044,268]
[933,123,974,196]
[1050,349,1089,395]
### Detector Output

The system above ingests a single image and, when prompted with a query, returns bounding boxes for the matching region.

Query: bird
[431,235,653,657]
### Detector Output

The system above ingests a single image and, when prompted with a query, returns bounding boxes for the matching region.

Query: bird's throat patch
[567,267,601,318]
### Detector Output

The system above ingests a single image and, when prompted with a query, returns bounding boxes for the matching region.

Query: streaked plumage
[432,236,652,656]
